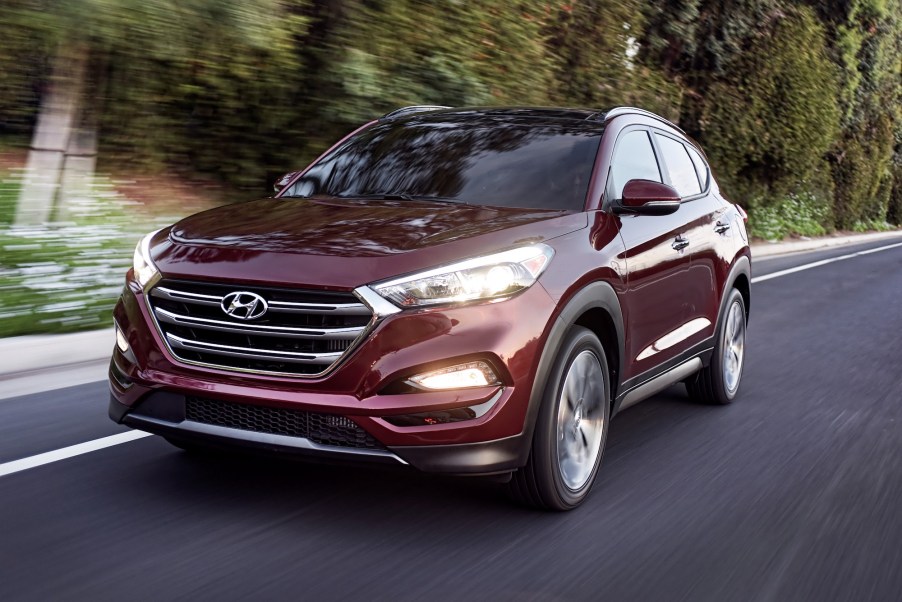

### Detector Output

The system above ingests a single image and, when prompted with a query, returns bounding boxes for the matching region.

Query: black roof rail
[603,106,685,134]
[380,105,451,120]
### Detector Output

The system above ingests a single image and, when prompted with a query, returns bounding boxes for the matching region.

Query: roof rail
[603,106,684,134]
[380,105,451,120]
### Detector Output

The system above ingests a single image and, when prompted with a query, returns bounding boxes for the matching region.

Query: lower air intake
[185,397,383,450]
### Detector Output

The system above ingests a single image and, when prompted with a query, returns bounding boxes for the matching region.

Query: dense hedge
[0,0,900,232]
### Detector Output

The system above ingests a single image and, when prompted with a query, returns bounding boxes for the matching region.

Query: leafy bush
[700,6,841,205]
[748,192,832,241]
[851,219,895,233]
[831,115,896,229]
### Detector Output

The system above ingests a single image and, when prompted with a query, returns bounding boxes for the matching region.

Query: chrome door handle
[672,236,690,251]
[714,221,731,234]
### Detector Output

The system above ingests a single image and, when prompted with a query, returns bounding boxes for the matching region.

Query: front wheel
[508,326,611,511]
[687,288,747,404]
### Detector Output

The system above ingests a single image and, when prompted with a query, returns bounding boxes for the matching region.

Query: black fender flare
[718,254,751,325]
[515,281,625,464]
[705,254,751,366]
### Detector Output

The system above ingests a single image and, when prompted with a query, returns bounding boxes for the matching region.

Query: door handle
[714,221,731,234]
[672,236,690,251]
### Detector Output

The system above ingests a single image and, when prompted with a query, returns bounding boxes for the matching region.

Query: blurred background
[0,0,900,338]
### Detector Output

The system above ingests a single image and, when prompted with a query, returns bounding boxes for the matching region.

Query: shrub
[748,192,832,241]
[700,6,841,206]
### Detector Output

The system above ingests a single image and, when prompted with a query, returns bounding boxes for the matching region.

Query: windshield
[282,115,602,211]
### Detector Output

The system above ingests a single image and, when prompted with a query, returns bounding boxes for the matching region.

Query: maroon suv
[109,106,751,510]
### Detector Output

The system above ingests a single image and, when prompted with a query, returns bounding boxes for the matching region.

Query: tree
[10,0,309,224]
[698,5,841,207]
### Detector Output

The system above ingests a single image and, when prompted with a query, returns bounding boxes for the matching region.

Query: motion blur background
[0,0,900,339]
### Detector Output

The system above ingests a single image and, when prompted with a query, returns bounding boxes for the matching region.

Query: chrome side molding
[619,357,703,411]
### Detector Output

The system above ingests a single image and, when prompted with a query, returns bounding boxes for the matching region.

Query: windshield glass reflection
[284,114,602,211]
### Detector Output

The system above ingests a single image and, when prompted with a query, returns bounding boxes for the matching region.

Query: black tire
[687,288,747,405]
[508,326,611,511]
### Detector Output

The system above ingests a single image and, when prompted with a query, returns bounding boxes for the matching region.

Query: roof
[379,105,683,133]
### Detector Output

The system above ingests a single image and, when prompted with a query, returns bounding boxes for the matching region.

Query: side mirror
[273,171,300,194]
[614,179,681,216]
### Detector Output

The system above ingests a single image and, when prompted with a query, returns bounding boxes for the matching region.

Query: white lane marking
[751,241,902,284]
[3,239,902,477]
[0,430,152,478]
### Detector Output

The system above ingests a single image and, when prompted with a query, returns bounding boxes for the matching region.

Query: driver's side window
[608,130,662,200]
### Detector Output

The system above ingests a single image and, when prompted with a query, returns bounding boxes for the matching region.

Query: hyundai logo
[221,291,268,320]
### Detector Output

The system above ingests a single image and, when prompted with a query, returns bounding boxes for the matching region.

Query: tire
[687,288,747,405]
[508,326,611,511]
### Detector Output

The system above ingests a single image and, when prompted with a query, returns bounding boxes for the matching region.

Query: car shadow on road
[117,384,728,523]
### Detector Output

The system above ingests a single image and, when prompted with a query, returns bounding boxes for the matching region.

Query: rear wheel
[509,327,611,511]
[687,288,746,404]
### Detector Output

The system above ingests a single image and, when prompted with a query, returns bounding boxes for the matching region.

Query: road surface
[1,239,901,601]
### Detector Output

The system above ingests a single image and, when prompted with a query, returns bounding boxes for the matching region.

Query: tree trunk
[14,43,89,226]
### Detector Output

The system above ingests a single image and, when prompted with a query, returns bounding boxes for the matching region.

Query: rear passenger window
[610,130,662,199]
[686,145,709,191]
[655,134,702,198]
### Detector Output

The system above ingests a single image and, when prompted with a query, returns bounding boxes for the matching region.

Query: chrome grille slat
[148,280,374,377]
[265,304,372,316]
[152,287,222,306]
[153,307,365,340]
[166,333,342,365]
[151,287,371,315]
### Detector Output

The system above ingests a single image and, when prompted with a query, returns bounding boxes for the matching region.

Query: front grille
[148,279,373,376]
[186,397,383,449]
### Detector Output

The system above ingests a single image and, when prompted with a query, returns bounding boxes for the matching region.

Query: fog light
[115,327,129,353]
[383,390,503,427]
[408,361,500,390]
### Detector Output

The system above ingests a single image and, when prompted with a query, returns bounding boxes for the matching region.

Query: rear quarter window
[686,145,710,191]
[654,134,702,198]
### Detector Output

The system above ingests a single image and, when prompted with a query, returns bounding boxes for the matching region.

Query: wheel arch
[515,281,625,466]
[720,254,751,326]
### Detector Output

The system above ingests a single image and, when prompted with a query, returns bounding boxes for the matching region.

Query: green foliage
[0,0,901,235]
[0,173,178,337]
[827,0,902,228]
[851,219,895,232]
[700,6,841,205]
[0,1,53,137]
[545,0,681,117]
[0,174,22,226]
[325,1,552,120]
[889,156,902,226]
[748,192,832,241]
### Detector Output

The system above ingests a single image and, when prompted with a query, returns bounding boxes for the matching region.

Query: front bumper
[110,275,558,474]
[110,391,524,474]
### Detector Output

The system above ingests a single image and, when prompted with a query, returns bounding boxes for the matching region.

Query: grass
[0,171,183,337]
[0,174,20,226]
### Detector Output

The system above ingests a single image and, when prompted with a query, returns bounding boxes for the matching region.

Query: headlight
[133,229,162,288]
[373,244,553,307]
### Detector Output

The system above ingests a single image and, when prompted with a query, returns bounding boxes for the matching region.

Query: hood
[153,197,587,289]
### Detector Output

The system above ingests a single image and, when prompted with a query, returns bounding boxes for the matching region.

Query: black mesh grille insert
[185,397,383,450]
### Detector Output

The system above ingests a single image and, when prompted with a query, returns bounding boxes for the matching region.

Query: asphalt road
[1,239,901,601]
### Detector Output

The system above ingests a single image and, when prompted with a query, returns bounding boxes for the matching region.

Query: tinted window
[284,116,602,211]
[686,145,709,191]
[655,134,701,197]
[609,130,661,199]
